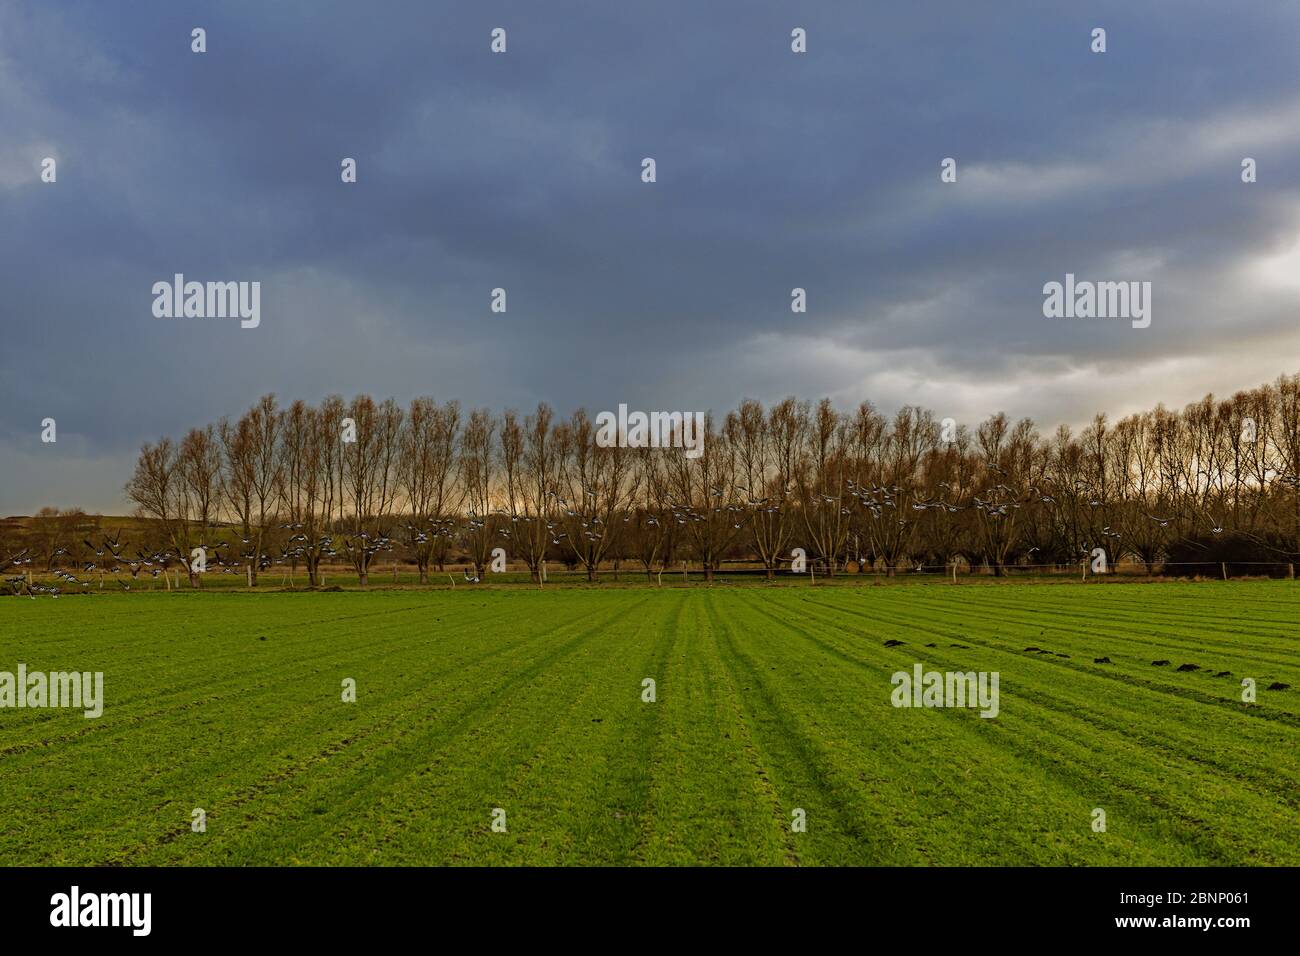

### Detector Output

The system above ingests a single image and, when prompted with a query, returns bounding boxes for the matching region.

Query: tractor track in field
[4,584,1298,865]
[225,594,658,865]
[98,597,641,864]
[0,596,576,758]
[752,590,1300,863]
[708,595,915,864]
[701,593,801,866]
[797,592,1299,722]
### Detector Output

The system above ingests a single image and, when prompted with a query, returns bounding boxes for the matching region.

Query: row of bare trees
[95,371,1300,584]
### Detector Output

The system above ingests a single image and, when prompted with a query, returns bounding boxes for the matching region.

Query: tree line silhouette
[8,373,1300,589]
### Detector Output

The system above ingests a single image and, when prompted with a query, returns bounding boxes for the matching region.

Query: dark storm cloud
[2,0,1299,512]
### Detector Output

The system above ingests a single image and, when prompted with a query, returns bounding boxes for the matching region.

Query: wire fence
[701,559,1300,580]
[8,558,1299,595]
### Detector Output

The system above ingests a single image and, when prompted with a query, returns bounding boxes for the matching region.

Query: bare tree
[276,400,339,586]
[459,408,498,578]
[400,398,461,583]
[340,395,403,585]
[126,437,202,585]
[797,399,855,576]
[178,425,222,583]
[562,408,635,581]
[663,414,743,581]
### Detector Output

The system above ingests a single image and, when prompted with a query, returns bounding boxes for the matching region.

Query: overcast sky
[2,0,1299,514]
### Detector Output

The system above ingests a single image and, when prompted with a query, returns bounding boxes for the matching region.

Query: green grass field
[1,581,1297,865]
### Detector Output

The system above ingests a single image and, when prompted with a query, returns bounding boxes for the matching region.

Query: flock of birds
[0,523,399,598]
[7,463,1299,596]
[839,472,1243,544]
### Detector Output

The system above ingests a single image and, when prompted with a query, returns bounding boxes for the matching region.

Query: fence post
[1221,562,1228,581]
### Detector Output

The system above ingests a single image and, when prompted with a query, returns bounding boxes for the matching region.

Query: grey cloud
[3,0,1299,512]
